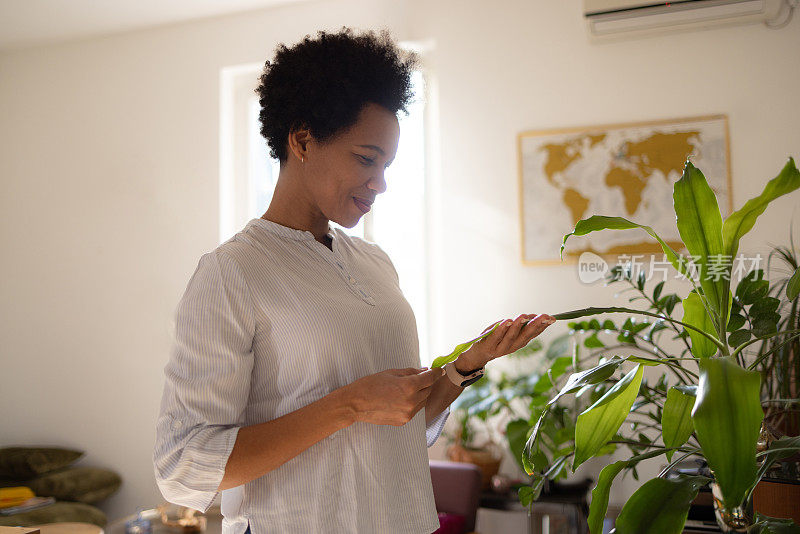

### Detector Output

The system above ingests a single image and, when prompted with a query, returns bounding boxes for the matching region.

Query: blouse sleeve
[153,250,255,513]
[425,406,450,447]
[369,243,450,448]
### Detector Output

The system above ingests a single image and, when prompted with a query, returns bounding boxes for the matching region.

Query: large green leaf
[788,266,800,301]
[722,157,800,341]
[691,357,763,508]
[723,157,800,262]
[662,386,696,460]
[573,364,644,469]
[587,448,666,534]
[673,161,726,326]
[614,476,709,534]
[681,291,718,358]
[522,357,626,474]
[561,215,687,277]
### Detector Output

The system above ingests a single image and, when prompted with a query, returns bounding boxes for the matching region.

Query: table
[479,479,591,534]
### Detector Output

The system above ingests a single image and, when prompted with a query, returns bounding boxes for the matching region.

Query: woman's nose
[368,170,387,195]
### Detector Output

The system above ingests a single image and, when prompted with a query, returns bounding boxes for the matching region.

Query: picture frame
[517,114,732,265]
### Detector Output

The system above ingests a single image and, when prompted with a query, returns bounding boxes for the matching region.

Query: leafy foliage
[501,158,800,533]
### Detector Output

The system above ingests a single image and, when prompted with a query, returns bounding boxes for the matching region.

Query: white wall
[1,0,798,525]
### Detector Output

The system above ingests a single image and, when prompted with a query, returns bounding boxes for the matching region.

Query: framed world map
[517,114,731,264]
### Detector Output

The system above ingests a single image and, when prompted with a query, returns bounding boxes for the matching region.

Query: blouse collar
[247,217,335,242]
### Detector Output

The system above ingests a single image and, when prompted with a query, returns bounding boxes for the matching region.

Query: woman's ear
[287,126,312,163]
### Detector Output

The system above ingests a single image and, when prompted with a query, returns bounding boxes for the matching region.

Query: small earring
[301,156,305,163]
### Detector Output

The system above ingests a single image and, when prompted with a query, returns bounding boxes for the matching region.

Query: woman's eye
[357,154,374,166]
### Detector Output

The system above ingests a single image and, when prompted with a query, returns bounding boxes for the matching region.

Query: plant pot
[752,477,800,524]
[446,443,501,490]
[710,482,753,533]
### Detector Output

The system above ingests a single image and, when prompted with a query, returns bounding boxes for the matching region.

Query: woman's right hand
[340,367,445,426]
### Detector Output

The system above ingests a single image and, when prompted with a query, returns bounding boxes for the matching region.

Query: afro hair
[255,27,419,163]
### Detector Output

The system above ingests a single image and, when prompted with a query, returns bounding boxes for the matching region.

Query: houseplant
[434,156,800,533]
[523,157,800,533]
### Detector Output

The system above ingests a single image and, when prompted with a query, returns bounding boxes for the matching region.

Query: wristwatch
[443,361,485,388]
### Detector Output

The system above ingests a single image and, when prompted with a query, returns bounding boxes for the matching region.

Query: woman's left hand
[456,313,556,371]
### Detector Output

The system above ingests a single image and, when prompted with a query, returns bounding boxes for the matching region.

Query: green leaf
[573,364,644,469]
[506,419,531,474]
[753,313,780,338]
[522,357,626,474]
[722,157,800,346]
[727,313,746,332]
[788,266,800,301]
[728,329,752,348]
[587,449,666,534]
[518,485,535,507]
[561,215,687,277]
[723,158,800,263]
[751,297,780,318]
[614,476,710,534]
[584,332,605,348]
[653,281,665,303]
[749,513,800,534]
[431,320,502,368]
[674,160,726,325]
[588,450,663,534]
[751,436,800,495]
[742,280,770,305]
[662,387,696,460]
[691,357,763,508]
[682,291,718,358]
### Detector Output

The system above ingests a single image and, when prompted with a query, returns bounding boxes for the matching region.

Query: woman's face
[304,102,400,229]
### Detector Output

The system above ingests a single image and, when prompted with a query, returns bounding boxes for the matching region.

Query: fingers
[497,313,557,354]
[495,314,529,354]
[480,319,504,335]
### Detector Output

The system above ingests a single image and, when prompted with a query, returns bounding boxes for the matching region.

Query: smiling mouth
[353,197,371,213]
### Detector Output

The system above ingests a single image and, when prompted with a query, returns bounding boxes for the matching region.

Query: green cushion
[26,467,122,504]
[0,501,106,528]
[0,448,84,478]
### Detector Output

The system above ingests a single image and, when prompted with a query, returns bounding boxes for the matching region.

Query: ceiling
[0,0,307,51]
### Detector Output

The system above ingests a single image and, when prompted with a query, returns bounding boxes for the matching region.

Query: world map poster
[517,115,731,264]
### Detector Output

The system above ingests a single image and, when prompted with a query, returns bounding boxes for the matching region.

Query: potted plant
[434,157,800,533]
[444,374,504,489]
[747,239,800,524]
[523,157,800,533]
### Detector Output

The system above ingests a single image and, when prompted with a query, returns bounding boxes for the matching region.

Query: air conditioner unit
[584,0,783,39]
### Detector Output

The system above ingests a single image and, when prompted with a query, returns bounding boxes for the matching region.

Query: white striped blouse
[153,217,448,534]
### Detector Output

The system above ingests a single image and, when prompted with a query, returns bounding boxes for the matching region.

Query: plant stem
[657,448,704,478]
[554,307,726,352]
[737,329,800,366]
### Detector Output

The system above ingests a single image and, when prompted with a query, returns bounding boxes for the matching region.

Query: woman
[153,27,555,534]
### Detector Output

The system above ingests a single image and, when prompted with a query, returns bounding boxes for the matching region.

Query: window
[220,58,432,362]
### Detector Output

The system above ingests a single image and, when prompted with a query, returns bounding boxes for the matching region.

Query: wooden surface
[25,524,101,534]
[0,527,41,534]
